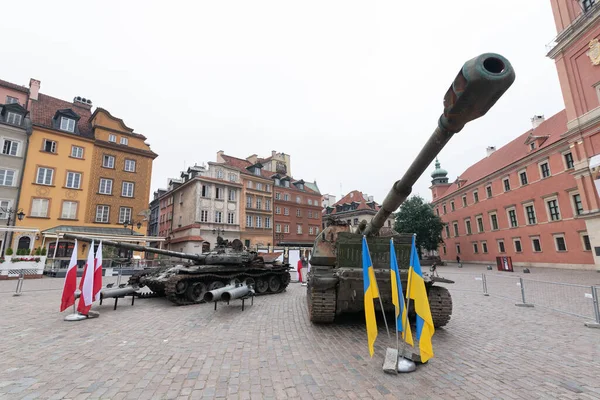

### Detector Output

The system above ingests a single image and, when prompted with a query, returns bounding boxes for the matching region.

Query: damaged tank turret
[307,53,516,327]
[62,234,291,306]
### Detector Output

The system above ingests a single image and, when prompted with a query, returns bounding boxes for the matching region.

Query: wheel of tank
[230,278,241,286]
[267,275,281,292]
[174,280,189,295]
[281,272,291,285]
[186,282,207,303]
[428,285,453,328]
[255,278,268,294]
[244,278,255,289]
[208,281,225,291]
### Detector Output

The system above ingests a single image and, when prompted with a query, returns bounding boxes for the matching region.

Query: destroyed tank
[307,53,516,327]
[62,234,291,306]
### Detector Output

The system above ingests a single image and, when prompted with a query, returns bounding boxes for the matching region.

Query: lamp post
[212,227,225,236]
[123,219,143,258]
[1,207,25,257]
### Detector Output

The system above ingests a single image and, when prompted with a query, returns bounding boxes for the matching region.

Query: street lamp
[1,207,25,257]
[275,232,285,245]
[212,227,225,236]
[122,219,143,258]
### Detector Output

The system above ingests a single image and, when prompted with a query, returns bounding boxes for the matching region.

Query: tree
[393,195,444,258]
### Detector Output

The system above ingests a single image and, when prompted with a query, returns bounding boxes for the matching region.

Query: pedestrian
[301,257,308,286]
[456,255,460,264]
[297,257,304,283]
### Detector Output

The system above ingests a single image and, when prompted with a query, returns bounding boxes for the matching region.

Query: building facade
[547,0,600,267]
[322,190,395,231]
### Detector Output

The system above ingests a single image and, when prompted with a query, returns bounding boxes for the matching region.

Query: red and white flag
[77,240,95,315]
[93,241,103,302]
[60,240,78,312]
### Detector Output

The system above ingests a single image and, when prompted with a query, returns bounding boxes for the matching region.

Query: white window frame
[31,198,49,217]
[120,137,129,145]
[284,207,289,216]
[275,224,281,233]
[488,211,499,231]
[71,145,84,159]
[476,215,484,233]
[99,178,113,195]
[118,207,132,224]
[0,169,16,186]
[227,212,235,224]
[36,167,53,185]
[485,184,492,198]
[296,209,301,217]
[513,237,522,253]
[256,197,262,209]
[124,159,136,172]
[265,217,271,229]
[275,206,281,215]
[215,211,222,223]
[518,168,528,186]
[309,227,314,235]
[538,159,551,179]
[246,195,252,208]
[0,200,11,219]
[464,218,472,235]
[462,195,467,207]
[497,239,506,253]
[43,139,57,153]
[481,241,488,254]
[450,200,455,211]
[256,216,262,228]
[569,191,584,217]
[2,138,20,156]
[122,181,135,198]
[65,171,82,189]
[473,190,479,203]
[215,187,224,200]
[531,235,542,252]
[522,201,537,225]
[5,96,19,104]
[200,210,208,222]
[580,232,592,251]
[562,150,575,170]
[60,117,76,132]
[453,222,459,237]
[228,189,236,201]
[6,112,22,125]
[284,194,289,201]
[103,155,115,168]
[297,225,302,234]
[544,195,561,222]
[96,205,110,223]
[265,199,271,211]
[284,224,289,233]
[108,134,117,143]
[553,233,567,252]
[506,206,518,228]
[246,215,253,227]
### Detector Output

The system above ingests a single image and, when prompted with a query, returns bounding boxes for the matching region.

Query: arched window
[17,236,31,250]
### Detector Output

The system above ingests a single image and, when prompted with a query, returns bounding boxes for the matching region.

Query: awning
[590,154,600,170]
[41,225,166,242]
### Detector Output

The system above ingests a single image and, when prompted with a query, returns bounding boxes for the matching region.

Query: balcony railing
[546,1,599,54]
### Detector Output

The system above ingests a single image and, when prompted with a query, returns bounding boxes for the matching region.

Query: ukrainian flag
[362,235,379,357]
[390,239,413,346]
[407,235,435,362]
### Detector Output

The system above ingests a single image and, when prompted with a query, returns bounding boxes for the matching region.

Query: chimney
[486,146,497,157]
[29,78,40,101]
[246,154,258,164]
[73,96,92,110]
[216,150,225,163]
[272,150,276,157]
[531,115,545,129]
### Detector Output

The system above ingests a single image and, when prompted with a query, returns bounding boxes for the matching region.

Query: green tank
[307,53,516,326]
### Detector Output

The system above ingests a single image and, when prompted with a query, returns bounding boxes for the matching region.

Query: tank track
[164,270,291,306]
[307,285,337,323]
[428,285,453,328]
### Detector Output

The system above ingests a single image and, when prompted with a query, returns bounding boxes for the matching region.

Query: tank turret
[307,53,515,325]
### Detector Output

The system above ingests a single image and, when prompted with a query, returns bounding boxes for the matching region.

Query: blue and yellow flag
[407,235,435,362]
[362,235,379,357]
[390,239,413,346]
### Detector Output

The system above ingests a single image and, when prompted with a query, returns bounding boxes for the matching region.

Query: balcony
[546,1,600,57]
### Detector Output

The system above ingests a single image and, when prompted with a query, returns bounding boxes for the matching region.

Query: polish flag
[93,241,103,302]
[60,240,78,312]
[77,240,95,315]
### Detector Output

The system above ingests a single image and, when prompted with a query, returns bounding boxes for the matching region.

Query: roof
[325,190,382,214]
[31,93,94,138]
[0,79,28,94]
[436,110,568,199]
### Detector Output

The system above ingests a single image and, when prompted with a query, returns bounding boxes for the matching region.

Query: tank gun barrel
[60,233,205,262]
[363,53,515,236]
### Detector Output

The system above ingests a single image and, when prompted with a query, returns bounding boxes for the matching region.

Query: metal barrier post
[515,277,534,307]
[482,273,489,296]
[117,265,122,286]
[13,273,24,296]
[585,286,600,328]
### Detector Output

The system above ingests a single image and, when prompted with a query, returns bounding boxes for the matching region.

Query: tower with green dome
[431,158,449,186]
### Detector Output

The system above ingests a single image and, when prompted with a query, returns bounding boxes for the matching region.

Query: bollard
[482,273,489,296]
[13,273,24,296]
[515,277,533,307]
[585,286,600,329]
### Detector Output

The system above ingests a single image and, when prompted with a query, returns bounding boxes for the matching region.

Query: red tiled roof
[31,93,94,139]
[437,110,568,199]
[0,79,28,94]
[325,190,381,214]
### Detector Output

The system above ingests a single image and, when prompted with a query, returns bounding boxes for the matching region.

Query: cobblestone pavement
[0,266,599,400]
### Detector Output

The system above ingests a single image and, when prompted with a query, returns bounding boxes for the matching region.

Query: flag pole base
[382,348,399,374]
[64,313,87,321]
[397,357,416,373]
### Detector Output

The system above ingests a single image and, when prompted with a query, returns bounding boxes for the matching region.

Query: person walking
[297,257,304,283]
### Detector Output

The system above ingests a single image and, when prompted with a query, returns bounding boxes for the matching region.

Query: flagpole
[397,234,416,372]
[376,284,390,339]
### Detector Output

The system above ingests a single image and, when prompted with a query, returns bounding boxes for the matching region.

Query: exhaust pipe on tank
[221,284,254,302]
[203,284,237,302]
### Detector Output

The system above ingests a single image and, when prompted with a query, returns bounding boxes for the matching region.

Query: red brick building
[322,190,395,230]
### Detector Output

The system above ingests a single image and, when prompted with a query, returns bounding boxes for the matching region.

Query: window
[120,137,128,145]
[284,224,289,233]
[122,182,134,197]
[99,178,113,194]
[36,167,53,185]
[465,219,472,235]
[436,208,439,216]
[297,225,303,234]
[2,139,19,156]
[489,213,499,230]
[200,210,208,222]
[540,162,550,178]
[308,199,313,205]
[473,243,478,254]
[482,241,488,253]
[31,198,50,217]
[456,244,461,254]
[266,184,271,192]
[444,224,450,238]
[103,155,115,168]
[532,237,542,252]
[228,173,237,182]
[201,185,210,198]
[529,142,535,150]
[284,207,289,216]
[296,209,301,217]
[462,196,467,207]
[71,146,84,159]
[109,134,116,143]
[216,169,224,179]
[519,170,528,185]
[275,192,281,200]
[226,212,234,224]
[451,201,455,211]
[247,181,253,189]
[547,199,560,221]
[507,209,518,228]
[573,194,584,216]
[214,211,222,223]
[65,172,82,189]
[215,187,224,200]
[554,235,567,252]
[124,159,136,172]
[476,216,484,232]
[296,196,301,203]
[265,199,271,211]
[95,205,110,223]
[60,117,75,132]
[0,169,15,186]
[119,207,132,224]
[265,216,271,228]
[498,240,505,253]
[6,112,22,125]
[582,0,596,12]
[309,227,314,235]
[276,224,281,233]
[0,200,10,219]
[275,206,281,215]
[254,168,261,176]
[514,239,522,253]
[246,195,252,208]
[503,177,510,192]
[284,194,289,201]
[255,216,262,228]
[5,96,19,104]
[256,197,262,209]
[524,204,536,224]
[228,189,236,201]
[246,215,253,227]
[453,222,459,237]
[582,234,592,251]
[179,192,183,204]
[43,139,57,153]
[486,185,492,198]
[442,204,447,214]
[564,152,574,169]
[473,191,479,203]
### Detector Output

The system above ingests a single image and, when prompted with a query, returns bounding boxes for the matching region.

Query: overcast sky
[3,1,565,207]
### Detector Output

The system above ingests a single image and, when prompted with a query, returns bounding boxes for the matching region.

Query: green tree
[393,195,444,258]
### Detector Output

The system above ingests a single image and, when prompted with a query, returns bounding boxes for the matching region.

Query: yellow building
[14,85,157,262]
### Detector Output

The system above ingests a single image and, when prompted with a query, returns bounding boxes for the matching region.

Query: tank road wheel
[208,281,225,291]
[175,280,189,295]
[308,287,336,323]
[244,278,256,289]
[186,282,207,303]
[255,278,268,294]
[268,276,281,293]
[428,286,453,328]
[281,272,290,286]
